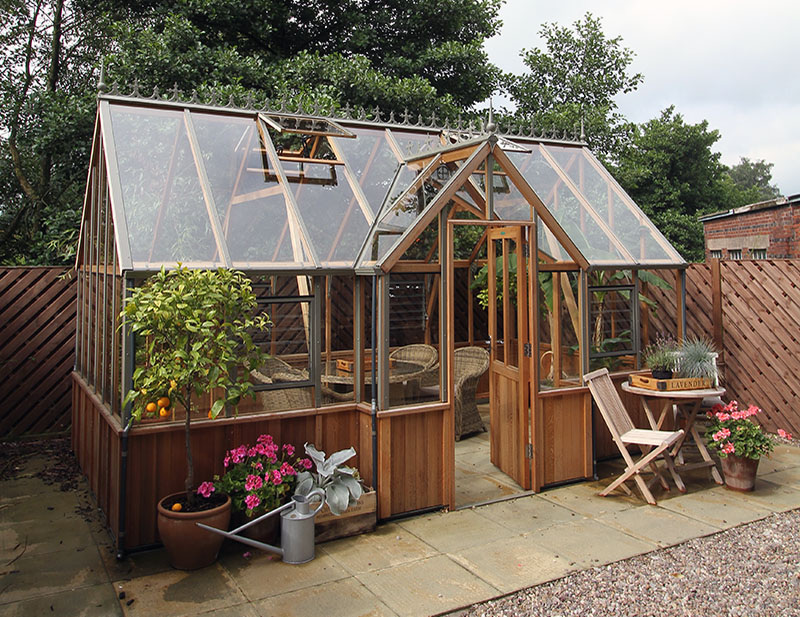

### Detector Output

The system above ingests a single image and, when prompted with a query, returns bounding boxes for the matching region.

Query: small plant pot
[651,369,673,380]
[157,493,231,570]
[721,454,760,492]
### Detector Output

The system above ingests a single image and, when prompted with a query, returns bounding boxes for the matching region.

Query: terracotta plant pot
[157,493,231,570]
[721,454,760,492]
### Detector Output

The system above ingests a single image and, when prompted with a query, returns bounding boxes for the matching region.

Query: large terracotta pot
[157,493,231,570]
[721,454,760,492]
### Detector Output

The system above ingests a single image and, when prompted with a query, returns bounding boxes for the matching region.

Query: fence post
[711,259,723,364]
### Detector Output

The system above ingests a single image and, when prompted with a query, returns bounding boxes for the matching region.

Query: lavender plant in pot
[644,336,678,380]
[123,265,270,569]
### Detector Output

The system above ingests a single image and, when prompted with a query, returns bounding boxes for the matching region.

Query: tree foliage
[614,106,731,261]
[1,0,502,265]
[504,13,643,159]
[726,157,781,205]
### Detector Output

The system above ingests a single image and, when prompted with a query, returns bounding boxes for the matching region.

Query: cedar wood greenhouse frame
[73,89,687,552]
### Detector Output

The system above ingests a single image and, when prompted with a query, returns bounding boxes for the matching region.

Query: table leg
[676,400,724,485]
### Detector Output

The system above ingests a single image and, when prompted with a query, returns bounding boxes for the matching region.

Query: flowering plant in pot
[211,434,313,542]
[122,265,270,568]
[705,400,793,491]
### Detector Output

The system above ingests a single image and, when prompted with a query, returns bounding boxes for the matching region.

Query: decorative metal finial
[97,59,107,94]
[580,117,586,142]
[486,99,496,134]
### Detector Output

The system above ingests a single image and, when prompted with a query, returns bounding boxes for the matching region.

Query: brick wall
[702,204,800,260]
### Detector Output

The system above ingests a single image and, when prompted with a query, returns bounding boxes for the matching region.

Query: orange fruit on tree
[171,502,182,512]
[145,402,157,414]
[157,396,171,409]
[207,410,214,419]
[159,407,170,417]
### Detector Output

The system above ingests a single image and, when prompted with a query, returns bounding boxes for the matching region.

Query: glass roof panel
[543,145,683,263]
[260,112,353,137]
[279,158,370,265]
[388,129,442,158]
[507,149,628,264]
[331,127,401,215]
[108,105,220,267]
[191,112,302,266]
[369,166,446,262]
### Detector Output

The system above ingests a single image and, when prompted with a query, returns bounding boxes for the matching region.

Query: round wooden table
[621,382,726,485]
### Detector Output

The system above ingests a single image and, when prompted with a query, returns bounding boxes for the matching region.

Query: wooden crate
[315,490,377,542]
[629,374,712,391]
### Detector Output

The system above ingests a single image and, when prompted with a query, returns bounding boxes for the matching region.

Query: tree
[0,0,116,264]
[104,0,501,112]
[505,13,643,160]
[614,106,730,261]
[1,0,503,264]
[727,157,781,204]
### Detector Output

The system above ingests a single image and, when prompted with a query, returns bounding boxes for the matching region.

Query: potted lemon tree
[123,265,269,569]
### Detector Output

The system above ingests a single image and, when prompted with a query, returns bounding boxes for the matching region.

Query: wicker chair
[390,344,438,399]
[255,356,351,408]
[453,346,490,440]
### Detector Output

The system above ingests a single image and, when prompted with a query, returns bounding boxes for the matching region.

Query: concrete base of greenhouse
[2,446,800,617]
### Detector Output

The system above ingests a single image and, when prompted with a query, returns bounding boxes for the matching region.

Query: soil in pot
[651,369,673,380]
[157,492,231,570]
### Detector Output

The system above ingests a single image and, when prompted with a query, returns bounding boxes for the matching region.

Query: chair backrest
[583,368,635,440]
[454,346,490,381]
[390,344,438,370]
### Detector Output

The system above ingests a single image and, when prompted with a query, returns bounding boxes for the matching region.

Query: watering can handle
[306,488,326,516]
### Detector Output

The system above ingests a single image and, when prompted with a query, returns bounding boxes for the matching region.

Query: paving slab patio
[1,443,799,617]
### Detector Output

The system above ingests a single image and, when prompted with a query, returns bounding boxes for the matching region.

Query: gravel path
[458,509,800,617]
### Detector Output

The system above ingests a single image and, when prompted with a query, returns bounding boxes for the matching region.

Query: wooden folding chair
[584,368,686,505]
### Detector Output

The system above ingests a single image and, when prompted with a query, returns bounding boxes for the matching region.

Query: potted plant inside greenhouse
[122,265,270,569]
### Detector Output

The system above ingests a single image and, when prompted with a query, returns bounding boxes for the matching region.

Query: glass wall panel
[319,275,356,405]
[191,113,300,266]
[587,275,636,372]
[238,275,314,414]
[387,272,441,408]
[544,145,681,264]
[109,105,220,266]
[332,127,402,214]
[538,271,582,389]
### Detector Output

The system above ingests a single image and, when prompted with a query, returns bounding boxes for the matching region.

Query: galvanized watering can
[197,488,325,564]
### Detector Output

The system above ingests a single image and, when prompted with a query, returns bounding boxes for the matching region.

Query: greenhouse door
[487,225,532,490]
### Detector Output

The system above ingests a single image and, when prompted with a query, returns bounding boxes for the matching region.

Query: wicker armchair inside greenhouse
[454,346,490,440]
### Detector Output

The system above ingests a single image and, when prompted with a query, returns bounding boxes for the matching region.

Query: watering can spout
[196,489,325,564]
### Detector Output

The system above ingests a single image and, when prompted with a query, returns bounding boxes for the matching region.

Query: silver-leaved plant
[294,443,364,515]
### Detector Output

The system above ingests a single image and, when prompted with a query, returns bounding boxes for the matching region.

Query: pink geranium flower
[196,481,215,498]
[778,428,793,440]
[245,474,263,491]
[722,442,735,454]
[245,493,261,511]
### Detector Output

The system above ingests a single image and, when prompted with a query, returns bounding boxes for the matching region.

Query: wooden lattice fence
[648,261,800,437]
[0,267,77,439]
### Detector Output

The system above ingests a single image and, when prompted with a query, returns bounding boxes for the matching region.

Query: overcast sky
[484,0,800,196]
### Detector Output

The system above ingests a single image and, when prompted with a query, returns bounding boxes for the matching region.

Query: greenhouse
[73,90,687,552]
